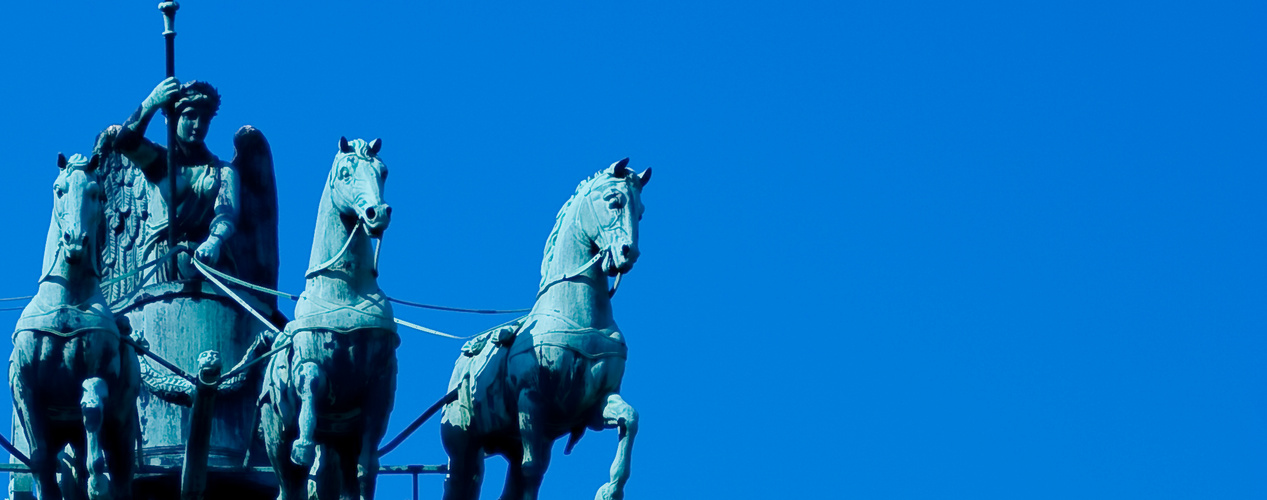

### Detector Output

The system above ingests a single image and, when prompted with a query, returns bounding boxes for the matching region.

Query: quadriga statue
[260,137,397,500]
[441,158,651,500]
[10,153,140,500]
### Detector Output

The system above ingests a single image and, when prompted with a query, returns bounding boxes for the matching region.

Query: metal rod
[0,433,31,468]
[160,1,180,278]
[378,387,459,456]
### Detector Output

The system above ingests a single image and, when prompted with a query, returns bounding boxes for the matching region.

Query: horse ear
[85,154,100,173]
[339,136,352,154]
[58,153,67,170]
[611,157,630,178]
[368,138,382,156]
[638,167,652,187]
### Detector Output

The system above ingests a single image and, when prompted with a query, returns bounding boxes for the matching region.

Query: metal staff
[160,1,180,277]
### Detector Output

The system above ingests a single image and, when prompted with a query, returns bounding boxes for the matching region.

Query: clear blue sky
[0,1,1264,498]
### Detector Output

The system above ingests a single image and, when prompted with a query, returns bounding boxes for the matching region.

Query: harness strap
[304,220,363,278]
[194,258,282,336]
[100,247,179,289]
[196,257,298,300]
[535,248,626,299]
[536,250,607,299]
[393,317,474,340]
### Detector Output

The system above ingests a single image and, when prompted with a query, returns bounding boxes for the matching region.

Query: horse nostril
[621,244,632,257]
[384,206,392,218]
[62,232,72,243]
[365,207,377,220]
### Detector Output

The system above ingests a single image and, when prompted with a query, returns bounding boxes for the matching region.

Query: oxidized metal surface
[118,281,270,471]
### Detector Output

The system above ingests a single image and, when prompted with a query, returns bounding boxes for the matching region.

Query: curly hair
[173,80,221,118]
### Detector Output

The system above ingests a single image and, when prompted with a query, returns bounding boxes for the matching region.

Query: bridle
[535,180,635,299]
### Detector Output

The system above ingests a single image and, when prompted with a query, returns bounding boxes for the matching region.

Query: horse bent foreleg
[594,394,638,500]
[81,377,111,500]
[291,362,323,466]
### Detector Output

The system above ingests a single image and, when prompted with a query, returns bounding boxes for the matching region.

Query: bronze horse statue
[441,159,650,500]
[260,137,396,500]
[10,153,140,500]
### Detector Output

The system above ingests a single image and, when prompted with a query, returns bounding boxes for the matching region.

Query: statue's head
[329,137,391,237]
[172,80,221,145]
[52,153,104,266]
[586,158,650,275]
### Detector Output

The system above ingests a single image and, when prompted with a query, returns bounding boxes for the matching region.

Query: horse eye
[605,192,625,209]
[54,187,64,198]
[340,167,352,180]
[381,169,388,181]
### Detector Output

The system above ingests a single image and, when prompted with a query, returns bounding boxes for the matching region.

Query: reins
[305,219,365,278]
[536,248,624,299]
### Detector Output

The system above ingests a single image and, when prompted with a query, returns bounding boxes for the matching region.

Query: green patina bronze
[441,159,650,500]
[9,7,656,500]
[10,154,141,500]
[260,138,398,500]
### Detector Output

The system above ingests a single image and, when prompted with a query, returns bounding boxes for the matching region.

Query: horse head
[585,158,650,275]
[329,137,391,237]
[52,153,104,268]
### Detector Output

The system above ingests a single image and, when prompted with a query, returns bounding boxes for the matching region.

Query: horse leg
[593,394,638,500]
[324,441,353,500]
[355,356,395,500]
[19,410,62,500]
[13,337,62,500]
[440,423,483,500]
[291,361,324,467]
[262,401,307,500]
[101,410,135,500]
[104,352,140,500]
[80,378,111,500]
[517,391,551,500]
[498,445,524,500]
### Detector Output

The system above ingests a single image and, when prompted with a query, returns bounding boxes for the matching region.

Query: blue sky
[0,1,1264,498]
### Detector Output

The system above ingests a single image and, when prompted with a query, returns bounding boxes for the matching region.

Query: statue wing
[229,125,281,312]
[93,125,147,305]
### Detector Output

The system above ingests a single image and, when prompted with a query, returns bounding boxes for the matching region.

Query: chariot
[2,4,649,500]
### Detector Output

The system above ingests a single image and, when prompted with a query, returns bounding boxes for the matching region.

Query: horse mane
[539,170,608,287]
[335,139,376,165]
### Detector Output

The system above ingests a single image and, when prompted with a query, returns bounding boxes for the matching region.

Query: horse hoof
[87,473,113,500]
[595,483,621,500]
[291,440,316,466]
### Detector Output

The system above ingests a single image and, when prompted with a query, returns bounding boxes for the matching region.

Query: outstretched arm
[114,77,180,178]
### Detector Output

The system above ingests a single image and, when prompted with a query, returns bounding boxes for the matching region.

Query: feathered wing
[230,125,281,314]
[93,125,147,306]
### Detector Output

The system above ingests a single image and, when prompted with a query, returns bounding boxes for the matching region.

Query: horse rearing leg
[81,377,111,500]
[594,394,638,500]
[291,361,324,467]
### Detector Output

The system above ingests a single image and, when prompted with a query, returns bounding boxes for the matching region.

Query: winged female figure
[95,77,279,310]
